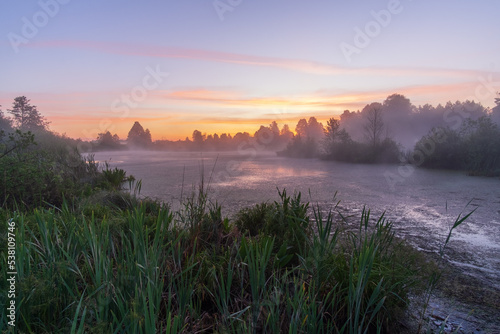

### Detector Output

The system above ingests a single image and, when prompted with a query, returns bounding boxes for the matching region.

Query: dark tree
[8,96,49,131]
[97,131,121,149]
[324,118,341,143]
[0,106,13,132]
[383,94,413,116]
[363,103,384,147]
[295,119,308,138]
[306,117,325,142]
[192,130,205,150]
[492,92,500,125]
[127,121,152,147]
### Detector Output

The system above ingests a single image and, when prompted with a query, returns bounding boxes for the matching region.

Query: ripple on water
[453,230,500,250]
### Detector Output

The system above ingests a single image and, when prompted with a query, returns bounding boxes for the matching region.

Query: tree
[127,121,152,147]
[269,121,280,138]
[144,129,152,144]
[460,117,500,174]
[306,117,324,142]
[96,131,121,149]
[0,106,13,132]
[0,129,35,159]
[363,103,384,147]
[324,118,341,143]
[295,119,308,137]
[192,130,205,150]
[383,94,413,116]
[254,125,275,146]
[8,96,49,131]
[492,92,500,125]
[280,124,294,142]
[322,117,353,159]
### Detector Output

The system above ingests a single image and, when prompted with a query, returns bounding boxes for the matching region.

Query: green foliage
[414,116,500,176]
[322,134,401,164]
[234,202,273,236]
[101,162,130,190]
[0,185,462,333]
[236,189,309,264]
[0,126,136,209]
[0,130,102,209]
[278,135,319,158]
[413,127,463,170]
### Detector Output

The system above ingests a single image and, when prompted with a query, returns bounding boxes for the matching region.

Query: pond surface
[92,150,500,292]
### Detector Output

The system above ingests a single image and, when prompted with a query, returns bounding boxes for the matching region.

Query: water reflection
[93,150,500,284]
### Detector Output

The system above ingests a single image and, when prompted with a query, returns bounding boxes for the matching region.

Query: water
[93,150,500,286]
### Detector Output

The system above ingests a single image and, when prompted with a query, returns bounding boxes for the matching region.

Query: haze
[1,1,499,141]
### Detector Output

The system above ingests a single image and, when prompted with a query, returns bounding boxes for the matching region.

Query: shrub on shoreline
[0,185,439,333]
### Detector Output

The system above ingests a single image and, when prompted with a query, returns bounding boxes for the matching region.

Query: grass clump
[0,183,446,333]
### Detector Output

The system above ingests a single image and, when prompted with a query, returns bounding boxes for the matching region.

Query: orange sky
[2,2,499,142]
[2,79,492,141]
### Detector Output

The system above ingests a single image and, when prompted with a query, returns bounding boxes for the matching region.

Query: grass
[0,182,473,333]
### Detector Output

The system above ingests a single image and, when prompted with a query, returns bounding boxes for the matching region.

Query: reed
[0,186,470,333]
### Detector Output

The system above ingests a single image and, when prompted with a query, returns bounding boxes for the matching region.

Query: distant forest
[92,93,500,175]
[2,93,500,176]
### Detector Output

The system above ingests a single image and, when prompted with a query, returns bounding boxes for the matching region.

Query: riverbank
[1,184,470,333]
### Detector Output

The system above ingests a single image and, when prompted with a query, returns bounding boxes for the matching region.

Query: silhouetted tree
[96,131,121,149]
[0,106,12,132]
[295,119,308,138]
[363,103,384,147]
[306,117,325,142]
[270,121,280,137]
[324,118,341,143]
[192,129,205,150]
[8,96,49,131]
[279,123,294,145]
[460,117,500,174]
[254,125,273,146]
[383,94,413,116]
[127,121,152,147]
[492,92,500,125]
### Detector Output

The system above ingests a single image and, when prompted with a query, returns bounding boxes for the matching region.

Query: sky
[1,0,499,140]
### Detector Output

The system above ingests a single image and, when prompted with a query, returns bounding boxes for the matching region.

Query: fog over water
[93,150,500,286]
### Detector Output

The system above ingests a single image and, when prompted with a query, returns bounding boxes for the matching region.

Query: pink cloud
[30,40,487,78]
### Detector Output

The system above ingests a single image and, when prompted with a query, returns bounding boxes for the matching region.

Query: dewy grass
[240,236,274,332]
[0,187,473,333]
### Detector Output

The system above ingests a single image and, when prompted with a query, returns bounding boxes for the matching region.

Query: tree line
[3,93,500,176]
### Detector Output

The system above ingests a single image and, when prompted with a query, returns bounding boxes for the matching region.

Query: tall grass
[416,201,476,334]
[0,186,468,333]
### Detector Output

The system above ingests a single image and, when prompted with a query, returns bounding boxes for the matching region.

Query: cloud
[156,80,483,111]
[3,78,491,141]
[30,40,489,78]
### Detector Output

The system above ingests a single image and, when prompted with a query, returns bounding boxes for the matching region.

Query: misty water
[93,150,500,288]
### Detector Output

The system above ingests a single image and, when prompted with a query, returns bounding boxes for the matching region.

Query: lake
[92,150,500,289]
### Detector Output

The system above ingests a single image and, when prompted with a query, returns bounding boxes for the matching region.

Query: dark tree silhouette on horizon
[127,121,152,147]
[363,103,384,147]
[8,96,49,131]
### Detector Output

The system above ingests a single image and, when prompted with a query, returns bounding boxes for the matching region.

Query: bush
[413,117,500,175]
[277,135,319,158]
[236,189,310,264]
[0,129,133,209]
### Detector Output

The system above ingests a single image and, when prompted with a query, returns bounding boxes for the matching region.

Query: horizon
[1,1,499,141]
